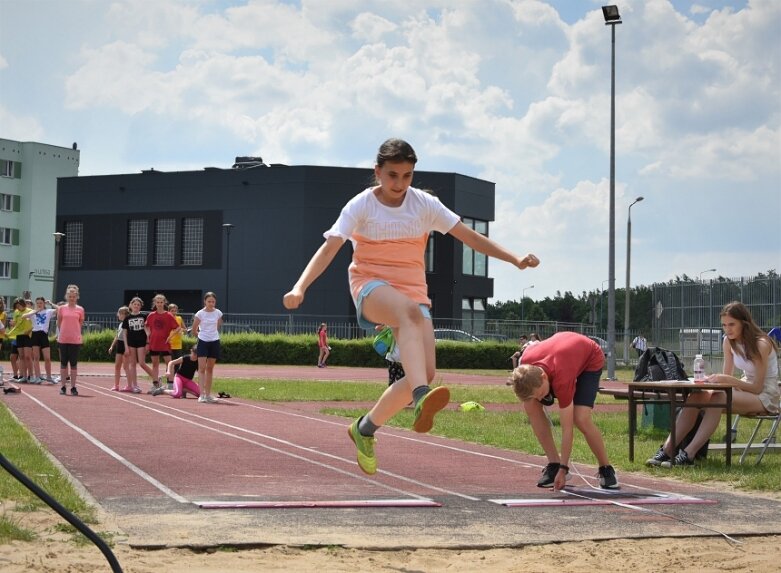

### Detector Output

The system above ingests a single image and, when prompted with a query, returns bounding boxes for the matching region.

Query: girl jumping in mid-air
[283,138,539,475]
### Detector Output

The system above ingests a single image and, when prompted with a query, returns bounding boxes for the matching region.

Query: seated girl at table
[647,301,779,467]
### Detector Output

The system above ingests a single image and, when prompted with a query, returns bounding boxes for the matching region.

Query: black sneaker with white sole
[645,445,671,467]
[536,462,561,488]
[662,449,694,468]
[598,465,619,489]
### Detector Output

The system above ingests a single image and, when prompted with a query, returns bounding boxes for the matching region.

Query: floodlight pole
[604,6,622,380]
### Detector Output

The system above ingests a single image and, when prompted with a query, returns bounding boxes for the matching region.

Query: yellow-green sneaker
[412,386,451,433]
[347,419,377,475]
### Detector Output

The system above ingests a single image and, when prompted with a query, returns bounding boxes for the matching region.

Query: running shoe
[598,465,619,489]
[60,386,67,395]
[70,387,78,396]
[661,449,695,468]
[151,386,166,396]
[347,418,377,475]
[412,386,451,433]
[645,445,671,467]
[537,462,561,488]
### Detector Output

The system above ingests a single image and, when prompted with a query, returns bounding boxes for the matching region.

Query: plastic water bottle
[693,354,706,383]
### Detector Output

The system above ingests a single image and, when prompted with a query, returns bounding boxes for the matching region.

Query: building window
[0,262,11,279]
[461,217,488,277]
[0,194,12,211]
[63,222,83,267]
[1,160,13,178]
[0,228,11,245]
[424,233,435,272]
[461,297,487,335]
[127,219,148,266]
[154,218,176,266]
[181,217,203,266]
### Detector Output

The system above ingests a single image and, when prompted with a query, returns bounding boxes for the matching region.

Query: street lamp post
[603,5,622,379]
[521,284,535,323]
[222,224,235,315]
[699,268,716,343]
[623,196,644,364]
[52,232,65,301]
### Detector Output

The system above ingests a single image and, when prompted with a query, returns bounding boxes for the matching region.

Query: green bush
[46,331,516,369]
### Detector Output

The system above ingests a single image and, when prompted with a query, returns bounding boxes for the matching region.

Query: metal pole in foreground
[603,5,622,380]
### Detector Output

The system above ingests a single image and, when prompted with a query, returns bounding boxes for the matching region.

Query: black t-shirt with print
[122,312,148,347]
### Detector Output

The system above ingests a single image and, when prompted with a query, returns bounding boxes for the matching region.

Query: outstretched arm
[448,222,539,270]
[283,235,345,310]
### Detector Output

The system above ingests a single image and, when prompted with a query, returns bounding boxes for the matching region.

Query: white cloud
[0,104,45,141]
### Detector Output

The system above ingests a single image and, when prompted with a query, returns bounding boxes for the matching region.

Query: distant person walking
[631,333,648,357]
[317,323,330,368]
[191,292,223,404]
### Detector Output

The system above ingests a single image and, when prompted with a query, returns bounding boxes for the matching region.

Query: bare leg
[361,286,436,426]
[574,406,610,466]
[524,399,560,462]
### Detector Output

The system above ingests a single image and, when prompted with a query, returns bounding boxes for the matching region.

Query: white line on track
[79,382,479,501]
[22,392,190,503]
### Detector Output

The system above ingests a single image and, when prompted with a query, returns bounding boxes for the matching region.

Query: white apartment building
[0,138,80,305]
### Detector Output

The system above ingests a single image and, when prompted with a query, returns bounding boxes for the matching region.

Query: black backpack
[634,347,688,381]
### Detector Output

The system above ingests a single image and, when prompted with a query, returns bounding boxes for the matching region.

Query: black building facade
[56,164,495,326]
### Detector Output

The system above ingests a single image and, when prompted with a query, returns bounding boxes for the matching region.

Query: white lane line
[81,383,470,501]
[22,392,190,504]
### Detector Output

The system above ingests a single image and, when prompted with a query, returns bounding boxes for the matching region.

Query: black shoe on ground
[598,465,619,489]
[70,387,78,396]
[662,449,694,468]
[537,462,560,488]
[645,445,671,467]
[60,386,67,395]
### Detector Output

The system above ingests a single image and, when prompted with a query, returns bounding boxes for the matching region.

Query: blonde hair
[117,306,130,318]
[508,365,545,401]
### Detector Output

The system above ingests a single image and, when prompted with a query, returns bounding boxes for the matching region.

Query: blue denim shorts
[354,280,431,331]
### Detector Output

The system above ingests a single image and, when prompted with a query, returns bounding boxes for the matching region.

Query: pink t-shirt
[324,186,460,305]
[57,305,85,344]
[520,332,605,408]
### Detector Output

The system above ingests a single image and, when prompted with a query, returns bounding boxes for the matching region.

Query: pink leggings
[172,374,200,399]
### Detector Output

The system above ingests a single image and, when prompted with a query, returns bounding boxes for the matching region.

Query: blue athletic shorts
[354,280,431,331]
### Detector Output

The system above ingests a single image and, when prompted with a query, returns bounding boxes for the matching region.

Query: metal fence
[80,273,779,372]
[650,274,780,365]
[82,312,600,343]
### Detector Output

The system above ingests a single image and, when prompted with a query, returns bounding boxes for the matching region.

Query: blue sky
[1,0,778,303]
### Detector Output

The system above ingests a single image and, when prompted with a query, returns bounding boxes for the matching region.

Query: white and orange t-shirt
[325,186,460,305]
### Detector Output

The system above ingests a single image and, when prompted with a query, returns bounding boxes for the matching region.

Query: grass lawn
[0,404,97,543]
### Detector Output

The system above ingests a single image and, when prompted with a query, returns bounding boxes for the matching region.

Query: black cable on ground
[0,452,123,572]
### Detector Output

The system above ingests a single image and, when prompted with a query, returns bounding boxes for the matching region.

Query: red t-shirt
[318,330,328,349]
[520,332,604,408]
[145,311,179,352]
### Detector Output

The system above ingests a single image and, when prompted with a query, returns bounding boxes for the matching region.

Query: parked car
[588,335,609,355]
[433,329,483,343]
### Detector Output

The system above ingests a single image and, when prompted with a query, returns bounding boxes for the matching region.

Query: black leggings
[59,343,81,369]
